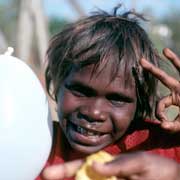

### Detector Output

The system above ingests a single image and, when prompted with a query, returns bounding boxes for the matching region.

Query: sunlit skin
[57,60,137,154]
[43,48,180,180]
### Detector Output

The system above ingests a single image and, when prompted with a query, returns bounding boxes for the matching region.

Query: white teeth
[87,131,95,136]
[77,126,99,136]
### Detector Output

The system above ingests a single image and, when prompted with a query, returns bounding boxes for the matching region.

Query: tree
[17,0,49,67]
[0,0,20,52]
[0,30,8,53]
[49,17,68,37]
[67,0,86,17]
[161,10,180,55]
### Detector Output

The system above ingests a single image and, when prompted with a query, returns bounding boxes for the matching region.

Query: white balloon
[0,54,53,180]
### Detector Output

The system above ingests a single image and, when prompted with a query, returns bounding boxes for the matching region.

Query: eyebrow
[65,81,97,96]
[66,80,135,102]
[106,92,135,102]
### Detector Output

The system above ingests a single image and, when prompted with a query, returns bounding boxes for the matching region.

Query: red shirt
[36,120,180,180]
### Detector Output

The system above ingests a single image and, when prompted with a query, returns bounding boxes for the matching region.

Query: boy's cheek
[114,103,137,118]
[112,105,137,128]
[57,91,81,115]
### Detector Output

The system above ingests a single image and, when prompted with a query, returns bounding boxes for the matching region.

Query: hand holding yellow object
[75,151,117,180]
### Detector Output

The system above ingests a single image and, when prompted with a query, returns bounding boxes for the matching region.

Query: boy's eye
[106,94,131,107]
[65,83,90,97]
[109,99,125,106]
[71,89,86,97]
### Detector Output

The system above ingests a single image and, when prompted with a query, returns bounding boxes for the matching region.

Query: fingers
[156,94,180,132]
[156,95,172,121]
[163,48,180,71]
[42,159,83,180]
[92,152,146,178]
[161,114,180,133]
[140,58,179,90]
[140,49,180,133]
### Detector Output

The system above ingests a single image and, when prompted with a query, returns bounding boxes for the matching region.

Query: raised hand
[140,48,180,133]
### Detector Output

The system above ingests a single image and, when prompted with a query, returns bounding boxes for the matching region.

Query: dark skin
[57,58,137,155]
[42,48,180,180]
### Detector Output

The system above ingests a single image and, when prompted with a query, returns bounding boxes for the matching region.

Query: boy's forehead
[71,60,135,88]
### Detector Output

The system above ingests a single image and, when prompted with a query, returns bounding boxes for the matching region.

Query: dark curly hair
[45,5,159,121]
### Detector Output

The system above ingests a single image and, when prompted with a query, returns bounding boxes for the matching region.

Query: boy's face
[57,60,137,154]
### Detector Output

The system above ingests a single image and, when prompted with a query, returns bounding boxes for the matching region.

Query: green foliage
[161,10,180,55]
[48,16,69,37]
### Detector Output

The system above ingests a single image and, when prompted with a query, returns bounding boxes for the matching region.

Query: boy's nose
[78,98,109,122]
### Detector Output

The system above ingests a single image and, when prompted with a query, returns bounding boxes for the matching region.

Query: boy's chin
[70,141,108,155]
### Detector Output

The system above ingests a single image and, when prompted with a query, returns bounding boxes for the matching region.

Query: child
[38,5,180,180]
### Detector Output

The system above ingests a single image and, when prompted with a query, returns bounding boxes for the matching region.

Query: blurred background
[0,0,179,120]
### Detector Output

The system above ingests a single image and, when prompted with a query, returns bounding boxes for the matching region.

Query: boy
[38,5,180,180]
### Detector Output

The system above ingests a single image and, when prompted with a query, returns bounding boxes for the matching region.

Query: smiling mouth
[70,121,105,137]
